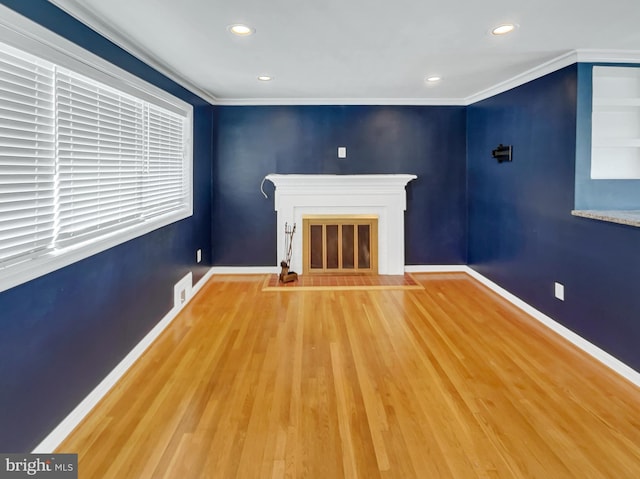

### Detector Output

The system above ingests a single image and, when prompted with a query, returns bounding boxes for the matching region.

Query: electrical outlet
[554,282,564,301]
[196,249,202,263]
[338,146,347,158]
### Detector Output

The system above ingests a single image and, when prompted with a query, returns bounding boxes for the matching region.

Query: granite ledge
[571,210,640,227]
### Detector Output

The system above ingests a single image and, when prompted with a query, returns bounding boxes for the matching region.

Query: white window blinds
[0,37,192,289]
[55,70,188,244]
[143,104,186,218]
[0,45,55,266]
[56,70,146,243]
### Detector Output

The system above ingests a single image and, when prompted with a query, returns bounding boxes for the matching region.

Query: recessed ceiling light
[492,24,516,35]
[425,76,441,83]
[257,75,272,81]
[228,24,254,36]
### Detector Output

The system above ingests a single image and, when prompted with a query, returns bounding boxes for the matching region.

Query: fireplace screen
[303,215,378,274]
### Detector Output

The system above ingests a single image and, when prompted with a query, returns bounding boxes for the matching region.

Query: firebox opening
[302,215,378,275]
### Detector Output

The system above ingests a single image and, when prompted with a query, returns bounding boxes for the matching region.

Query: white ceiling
[48,0,640,105]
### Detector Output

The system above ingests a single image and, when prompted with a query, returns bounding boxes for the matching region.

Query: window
[0,9,192,293]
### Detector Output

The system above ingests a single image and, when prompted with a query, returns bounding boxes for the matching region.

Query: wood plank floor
[57,273,640,478]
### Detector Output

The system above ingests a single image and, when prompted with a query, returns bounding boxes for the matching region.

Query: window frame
[0,5,193,293]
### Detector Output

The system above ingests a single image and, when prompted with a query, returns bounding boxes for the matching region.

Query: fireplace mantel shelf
[265,174,417,191]
[265,174,417,275]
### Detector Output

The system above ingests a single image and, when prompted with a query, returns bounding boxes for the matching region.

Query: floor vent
[173,272,193,309]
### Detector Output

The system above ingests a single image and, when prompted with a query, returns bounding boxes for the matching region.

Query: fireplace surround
[265,174,416,275]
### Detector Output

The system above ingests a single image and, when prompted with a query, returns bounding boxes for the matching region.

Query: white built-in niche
[591,66,640,179]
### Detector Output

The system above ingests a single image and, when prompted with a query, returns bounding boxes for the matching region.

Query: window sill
[571,209,640,227]
[0,208,191,294]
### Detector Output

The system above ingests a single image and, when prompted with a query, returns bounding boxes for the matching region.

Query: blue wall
[0,0,213,451]
[468,65,640,371]
[213,105,468,266]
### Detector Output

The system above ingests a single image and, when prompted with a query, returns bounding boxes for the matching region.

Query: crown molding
[575,49,640,63]
[195,46,637,108]
[37,4,640,106]
[463,51,579,105]
[463,49,640,105]
[213,97,467,106]
[47,0,219,105]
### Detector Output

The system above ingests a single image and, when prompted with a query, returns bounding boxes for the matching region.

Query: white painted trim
[463,266,640,388]
[32,263,640,453]
[214,97,467,106]
[210,266,279,274]
[220,50,639,107]
[29,3,640,106]
[31,267,216,454]
[405,265,469,273]
[576,49,640,64]
[464,51,579,105]
[219,50,639,106]
[265,174,416,275]
[190,269,216,297]
[0,5,193,113]
[47,0,218,105]
[0,209,190,294]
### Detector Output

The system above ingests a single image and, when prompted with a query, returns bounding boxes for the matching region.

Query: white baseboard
[405,264,469,273]
[210,266,279,274]
[32,267,215,454]
[462,266,640,388]
[34,264,640,452]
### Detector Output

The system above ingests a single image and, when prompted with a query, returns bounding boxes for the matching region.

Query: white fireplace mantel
[265,174,417,275]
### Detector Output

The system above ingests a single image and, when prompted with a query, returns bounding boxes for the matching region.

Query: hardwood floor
[57,273,640,478]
